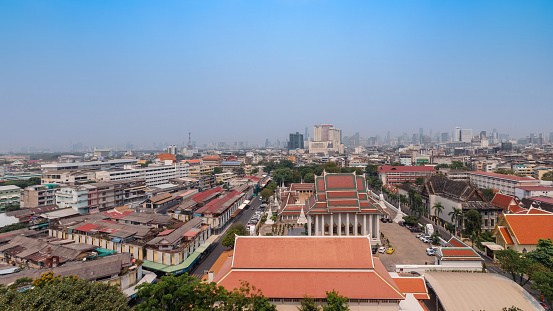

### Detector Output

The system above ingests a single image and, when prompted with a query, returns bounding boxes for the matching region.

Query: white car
[416,233,424,238]
[378,247,386,253]
[426,249,435,256]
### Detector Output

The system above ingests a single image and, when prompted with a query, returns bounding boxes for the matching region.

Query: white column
[308,215,312,236]
[315,215,319,236]
[368,215,373,239]
[363,214,367,236]
[354,214,358,236]
[330,214,333,236]
[346,213,350,236]
[338,213,342,236]
[376,215,380,238]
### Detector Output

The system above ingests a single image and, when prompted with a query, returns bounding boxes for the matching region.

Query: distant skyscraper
[454,127,461,142]
[167,145,177,155]
[288,132,304,150]
[419,128,424,144]
[305,127,309,140]
[460,129,473,143]
[441,133,449,143]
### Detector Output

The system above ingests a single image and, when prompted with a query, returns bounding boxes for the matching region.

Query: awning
[94,248,116,257]
[142,241,212,274]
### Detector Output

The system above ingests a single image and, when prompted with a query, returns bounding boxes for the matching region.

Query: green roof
[142,242,211,274]
[94,248,116,257]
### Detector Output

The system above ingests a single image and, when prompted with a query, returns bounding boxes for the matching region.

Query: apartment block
[467,171,540,196]
[95,163,189,187]
[0,185,21,208]
[22,185,56,208]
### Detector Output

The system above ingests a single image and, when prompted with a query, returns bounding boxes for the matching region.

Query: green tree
[526,238,553,270]
[260,188,274,202]
[323,162,341,173]
[251,168,259,174]
[0,273,129,311]
[236,168,245,175]
[434,164,449,170]
[494,169,518,176]
[402,215,420,226]
[135,273,230,311]
[298,295,321,311]
[542,171,553,181]
[355,168,364,175]
[277,159,295,170]
[448,208,463,236]
[532,269,553,309]
[227,281,277,311]
[0,223,27,234]
[266,183,277,192]
[481,188,495,202]
[221,222,248,248]
[431,231,442,245]
[213,167,224,174]
[365,164,378,176]
[450,161,470,170]
[503,306,523,311]
[273,168,293,185]
[433,202,444,223]
[496,249,537,286]
[304,173,315,183]
[323,290,349,311]
[414,177,425,185]
[463,210,482,237]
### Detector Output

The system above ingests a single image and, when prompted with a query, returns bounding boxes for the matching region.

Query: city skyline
[1,1,553,151]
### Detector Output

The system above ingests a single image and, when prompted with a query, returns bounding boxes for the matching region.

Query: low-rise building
[493,208,553,253]
[514,186,553,199]
[378,165,437,185]
[95,163,189,187]
[22,185,56,208]
[41,169,96,185]
[0,185,21,208]
[467,171,540,196]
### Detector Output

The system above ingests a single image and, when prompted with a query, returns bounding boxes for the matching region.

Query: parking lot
[375,211,436,271]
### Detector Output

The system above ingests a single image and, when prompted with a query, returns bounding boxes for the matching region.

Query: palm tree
[448,208,463,236]
[399,195,408,213]
[433,202,444,226]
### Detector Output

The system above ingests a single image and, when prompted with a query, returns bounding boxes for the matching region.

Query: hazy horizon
[1,1,552,152]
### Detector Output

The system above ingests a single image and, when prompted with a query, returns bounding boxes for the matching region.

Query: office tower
[454,127,461,142]
[480,131,487,139]
[441,132,449,143]
[167,145,177,155]
[460,129,473,143]
[305,127,309,140]
[419,128,424,144]
[288,132,304,150]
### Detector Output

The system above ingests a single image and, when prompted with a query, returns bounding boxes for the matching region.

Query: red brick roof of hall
[231,236,375,270]
[468,170,535,181]
[378,165,437,173]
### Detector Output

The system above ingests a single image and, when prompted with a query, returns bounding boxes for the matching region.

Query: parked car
[416,233,424,238]
[410,227,422,233]
[398,221,405,226]
[386,247,395,254]
[386,218,393,223]
[426,249,435,256]
[378,247,386,253]
[372,247,377,254]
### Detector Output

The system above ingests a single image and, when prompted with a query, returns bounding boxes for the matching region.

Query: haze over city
[1,0,552,151]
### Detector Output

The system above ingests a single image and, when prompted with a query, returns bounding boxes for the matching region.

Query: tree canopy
[462,210,482,237]
[221,222,249,248]
[135,274,276,311]
[0,272,129,311]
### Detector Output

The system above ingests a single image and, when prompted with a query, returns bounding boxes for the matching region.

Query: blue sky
[1,1,552,150]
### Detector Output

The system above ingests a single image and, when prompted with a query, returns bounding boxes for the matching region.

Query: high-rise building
[419,128,424,144]
[441,132,449,143]
[288,132,304,150]
[167,145,178,155]
[460,129,473,143]
[454,127,461,142]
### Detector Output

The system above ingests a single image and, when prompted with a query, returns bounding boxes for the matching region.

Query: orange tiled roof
[392,277,427,295]
[232,236,374,269]
[156,153,176,162]
[505,214,553,244]
[499,227,514,245]
[218,270,405,299]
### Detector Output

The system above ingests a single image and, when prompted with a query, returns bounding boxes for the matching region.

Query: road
[188,196,262,279]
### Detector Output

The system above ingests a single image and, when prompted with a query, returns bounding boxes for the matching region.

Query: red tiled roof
[527,208,552,215]
[491,193,515,210]
[414,293,430,300]
[327,191,358,198]
[73,223,100,232]
[528,196,553,205]
[392,277,427,295]
[158,229,174,236]
[499,227,514,245]
[232,236,374,269]
[508,205,527,214]
[203,156,221,161]
[191,187,223,203]
[378,165,437,173]
[327,199,359,206]
[441,249,480,257]
[517,186,553,191]
[183,229,200,237]
[218,270,404,299]
[326,175,355,189]
[468,171,535,181]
